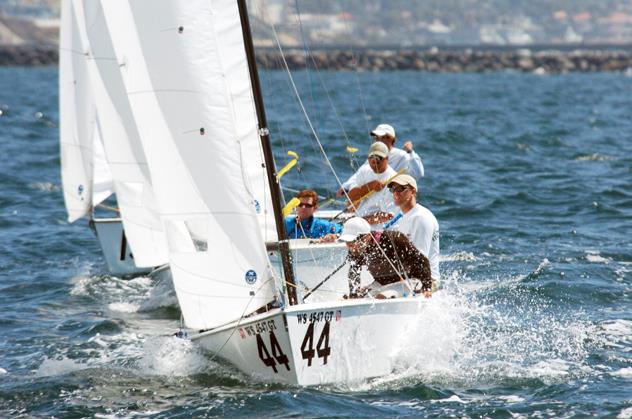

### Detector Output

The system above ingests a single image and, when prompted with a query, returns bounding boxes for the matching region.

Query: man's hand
[363,212,393,225]
[403,141,413,152]
[366,180,384,192]
[423,290,432,298]
[318,233,338,243]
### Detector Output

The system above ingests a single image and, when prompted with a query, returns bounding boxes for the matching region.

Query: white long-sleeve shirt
[350,165,398,218]
[387,203,440,281]
[342,147,424,191]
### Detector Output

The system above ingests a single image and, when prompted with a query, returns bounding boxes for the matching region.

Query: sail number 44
[255,312,334,373]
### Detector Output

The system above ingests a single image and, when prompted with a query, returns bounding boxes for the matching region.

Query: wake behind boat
[60,0,437,385]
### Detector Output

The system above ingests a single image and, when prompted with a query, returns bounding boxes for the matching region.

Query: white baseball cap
[388,174,418,191]
[370,123,395,138]
[338,217,371,242]
[368,141,388,158]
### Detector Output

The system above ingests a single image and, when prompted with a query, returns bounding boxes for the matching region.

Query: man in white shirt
[385,174,440,283]
[345,142,397,226]
[339,123,424,193]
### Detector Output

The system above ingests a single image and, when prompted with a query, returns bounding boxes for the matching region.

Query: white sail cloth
[69,0,169,267]
[59,0,113,222]
[101,0,280,329]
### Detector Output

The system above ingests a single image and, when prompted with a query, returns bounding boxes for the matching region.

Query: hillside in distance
[2,0,632,46]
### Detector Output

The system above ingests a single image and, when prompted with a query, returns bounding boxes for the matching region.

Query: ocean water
[0,66,631,418]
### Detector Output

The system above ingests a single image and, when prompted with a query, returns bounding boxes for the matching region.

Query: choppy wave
[574,153,616,161]
[3,68,632,418]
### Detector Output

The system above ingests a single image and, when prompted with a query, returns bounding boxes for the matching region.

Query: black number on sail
[301,321,332,366]
[256,333,278,373]
[316,322,331,365]
[270,332,291,371]
[300,322,316,366]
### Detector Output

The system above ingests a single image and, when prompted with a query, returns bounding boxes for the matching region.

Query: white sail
[60,0,114,222]
[101,0,280,329]
[71,0,169,267]
[91,120,114,206]
[59,0,98,222]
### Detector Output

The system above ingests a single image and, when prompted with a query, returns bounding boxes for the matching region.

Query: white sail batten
[102,0,279,329]
[59,0,98,222]
[72,0,169,267]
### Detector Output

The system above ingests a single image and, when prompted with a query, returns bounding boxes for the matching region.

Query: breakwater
[3,44,632,73]
[257,48,632,73]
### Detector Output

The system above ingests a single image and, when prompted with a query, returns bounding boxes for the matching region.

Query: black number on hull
[256,332,291,373]
[300,323,315,366]
[270,331,290,371]
[316,322,331,364]
[119,230,127,261]
[300,321,331,366]
[256,333,277,373]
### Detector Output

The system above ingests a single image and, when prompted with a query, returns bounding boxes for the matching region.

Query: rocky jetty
[3,44,632,73]
[256,48,632,73]
[0,44,57,66]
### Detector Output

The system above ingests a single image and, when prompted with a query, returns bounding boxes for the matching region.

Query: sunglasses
[368,155,384,162]
[389,185,409,193]
[297,202,314,208]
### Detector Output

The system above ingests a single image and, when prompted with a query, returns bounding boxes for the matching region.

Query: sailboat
[59,0,169,277]
[67,0,436,385]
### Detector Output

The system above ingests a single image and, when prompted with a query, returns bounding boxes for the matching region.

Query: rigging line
[294,0,318,116]
[251,2,306,177]
[253,2,319,177]
[291,1,360,168]
[338,11,371,136]
[203,277,277,364]
[268,22,407,282]
[255,3,405,284]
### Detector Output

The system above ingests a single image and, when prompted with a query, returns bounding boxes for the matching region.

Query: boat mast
[237,0,298,306]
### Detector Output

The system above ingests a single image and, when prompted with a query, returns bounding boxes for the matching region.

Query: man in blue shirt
[284,189,341,239]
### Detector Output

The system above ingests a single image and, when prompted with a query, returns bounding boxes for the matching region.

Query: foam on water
[348,273,596,392]
[29,182,60,192]
[433,395,466,404]
[585,251,611,264]
[618,407,632,419]
[35,357,89,377]
[39,328,209,380]
[574,153,616,161]
[69,273,175,314]
[108,302,140,313]
[440,251,477,262]
[611,368,632,378]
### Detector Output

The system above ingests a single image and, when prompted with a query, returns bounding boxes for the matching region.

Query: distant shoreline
[4,44,632,73]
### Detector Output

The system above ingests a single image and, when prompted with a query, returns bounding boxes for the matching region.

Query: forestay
[69,0,169,267]
[101,0,280,329]
[59,0,113,222]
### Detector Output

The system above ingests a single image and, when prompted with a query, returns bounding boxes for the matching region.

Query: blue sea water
[0,66,631,418]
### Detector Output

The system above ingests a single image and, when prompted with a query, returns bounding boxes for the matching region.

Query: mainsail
[101,0,281,329]
[59,0,113,222]
[70,0,169,267]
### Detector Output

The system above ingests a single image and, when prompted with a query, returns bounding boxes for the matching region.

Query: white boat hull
[191,297,432,386]
[92,218,152,277]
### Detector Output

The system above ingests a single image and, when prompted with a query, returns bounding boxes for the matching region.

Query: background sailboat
[60,0,169,277]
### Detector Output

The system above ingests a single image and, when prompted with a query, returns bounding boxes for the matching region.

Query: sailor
[339,123,424,194]
[345,142,398,226]
[338,217,432,299]
[284,189,341,239]
[385,174,440,284]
